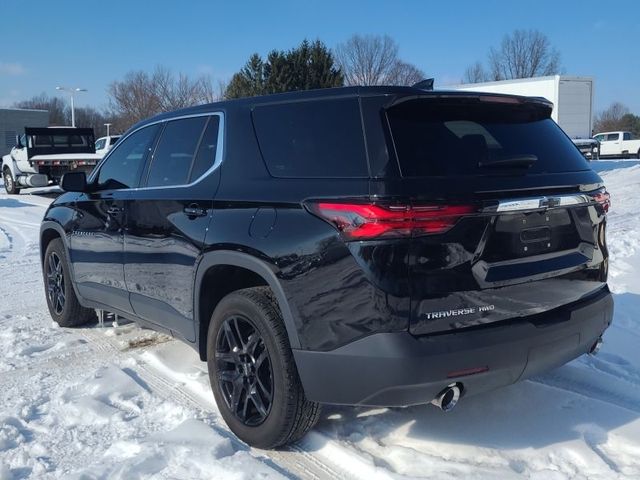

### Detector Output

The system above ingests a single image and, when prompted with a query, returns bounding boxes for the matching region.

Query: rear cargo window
[387,99,590,177]
[252,98,368,178]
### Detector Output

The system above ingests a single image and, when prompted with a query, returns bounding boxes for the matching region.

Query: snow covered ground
[1,162,640,479]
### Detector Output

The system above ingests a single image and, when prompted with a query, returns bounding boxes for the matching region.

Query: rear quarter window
[387,99,590,177]
[146,116,208,187]
[252,98,369,178]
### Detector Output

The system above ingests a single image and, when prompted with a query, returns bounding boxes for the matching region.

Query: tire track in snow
[530,372,640,415]
[78,325,352,480]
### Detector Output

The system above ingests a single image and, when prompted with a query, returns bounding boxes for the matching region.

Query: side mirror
[61,171,88,192]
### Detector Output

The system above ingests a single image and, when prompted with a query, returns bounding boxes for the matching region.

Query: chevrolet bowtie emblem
[539,196,561,209]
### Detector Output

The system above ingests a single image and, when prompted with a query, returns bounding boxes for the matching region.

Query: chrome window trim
[89,111,225,190]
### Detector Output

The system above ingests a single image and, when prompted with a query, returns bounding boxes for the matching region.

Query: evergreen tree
[225,54,266,99]
[225,40,343,99]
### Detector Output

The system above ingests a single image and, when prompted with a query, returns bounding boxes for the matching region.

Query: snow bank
[0,362,283,479]
[70,419,282,480]
[600,165,640,295]
[2,163,640,479]
[0,191,284,478]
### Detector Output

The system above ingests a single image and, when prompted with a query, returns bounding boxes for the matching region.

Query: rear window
[31,133,93,148]
[252,98,369,178]
[387,99,590,177]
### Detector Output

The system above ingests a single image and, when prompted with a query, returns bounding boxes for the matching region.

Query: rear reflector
[592,190,610,213]
[306,202,476,240]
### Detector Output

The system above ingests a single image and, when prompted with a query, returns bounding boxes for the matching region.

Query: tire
[206,286,321,448]
[43,238,96,327]
[3,168,20,195]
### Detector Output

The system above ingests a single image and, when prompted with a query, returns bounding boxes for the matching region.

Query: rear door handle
[183,205,207,217]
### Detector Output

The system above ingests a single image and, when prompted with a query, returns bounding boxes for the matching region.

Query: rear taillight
[306,202,476,240]
[592,189,610,213]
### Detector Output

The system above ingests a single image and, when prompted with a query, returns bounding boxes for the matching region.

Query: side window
[97,124,160,189]
[252,98,369,178]
[607,133,620,141]
[593,135,604,142]
[189,115,220,181]
[146,116,208,187]
[623,132,632,141]
[95,139,105,150]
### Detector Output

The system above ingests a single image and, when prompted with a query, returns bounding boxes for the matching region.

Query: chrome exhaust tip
[589,337,603,356]
[431,384,461,412]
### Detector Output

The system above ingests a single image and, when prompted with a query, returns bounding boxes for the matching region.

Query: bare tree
[108,71,161,126]
[14,93,68,125]
[73,106,111,136]
[488,30,561,80]
[335,34,425,86]
[464,30,561,83]
[108,66,216,130]
[14,93,120,135]
[594,102,630,133]
[462,62,487,83]
[388,61,425,86]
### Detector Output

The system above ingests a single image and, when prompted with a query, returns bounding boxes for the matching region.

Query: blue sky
[1,0,639,115]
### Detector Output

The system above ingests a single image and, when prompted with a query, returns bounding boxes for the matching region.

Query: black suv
[40,87,613,448]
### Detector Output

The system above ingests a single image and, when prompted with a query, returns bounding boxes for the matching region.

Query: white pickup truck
[95,135,121,158]
[593,131,640,158]
[2,127,101,194]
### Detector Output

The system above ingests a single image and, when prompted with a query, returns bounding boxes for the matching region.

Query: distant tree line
[14,94,111,137]
[12,35,428,133]
[594,102,640,136]
[107,66,216,131]
[11,31,637,137]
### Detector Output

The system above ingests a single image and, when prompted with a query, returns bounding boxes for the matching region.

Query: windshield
[387,99,590,177]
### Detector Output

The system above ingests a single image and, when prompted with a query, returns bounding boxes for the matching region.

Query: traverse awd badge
[423,305,495,320]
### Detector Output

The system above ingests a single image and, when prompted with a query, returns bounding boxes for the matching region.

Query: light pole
[104,123,112,136]
[55,86,87,128]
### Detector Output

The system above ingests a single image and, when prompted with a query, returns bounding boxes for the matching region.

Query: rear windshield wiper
[478,155,538,168]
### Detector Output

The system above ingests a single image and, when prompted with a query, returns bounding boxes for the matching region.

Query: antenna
[412,78,434,90]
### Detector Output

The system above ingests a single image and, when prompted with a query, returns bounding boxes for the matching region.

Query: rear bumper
[293,287,613,407]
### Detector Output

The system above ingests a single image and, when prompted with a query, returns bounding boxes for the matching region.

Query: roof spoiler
[388,92,554,111]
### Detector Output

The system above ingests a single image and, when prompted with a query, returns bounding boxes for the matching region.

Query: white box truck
[448,75,599,159]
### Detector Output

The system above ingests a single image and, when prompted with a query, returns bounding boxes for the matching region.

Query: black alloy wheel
[46,251,66,315]
[43,238,96,327]
[216,314,273,426]
[206,287,321,448]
